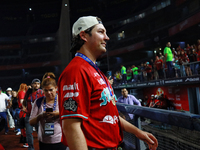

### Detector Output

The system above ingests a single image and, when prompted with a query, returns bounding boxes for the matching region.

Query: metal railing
[117,103,200,150]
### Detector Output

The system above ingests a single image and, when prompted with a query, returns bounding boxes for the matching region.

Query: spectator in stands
[154,56,164,79]
[150,59,155,80]
[145,62,152,81]
[117,88,141,119]
[180,50,192,76]
[24,79,44,150]
[164,42,174,78]
[176,50,181,58]
[132,65,138,82]
[176,45,183,52]
[121,65,127,84]
[143,63,147,81]
[11,91,21,135]
[172,48,177,57]
[185,44,191,55]
[29,72,66,150]
[126,67,132,83]
[188,49,198,75]
[197,39,200,49]
[138,64,144,82]
[6,87,15,129]
[159,52,164,62]
[114,71,122,83]
[174,57,181,77]
[0,87,9,134]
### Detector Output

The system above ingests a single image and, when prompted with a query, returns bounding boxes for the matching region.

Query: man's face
[32,82,40,90]
[7,90,12,95]
[156,56,159,60]
[167,42,171,47]
[85,24,109,56]
[121,89,128,97]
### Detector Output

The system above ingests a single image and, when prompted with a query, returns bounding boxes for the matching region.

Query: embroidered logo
[63,98,78,112]
[99,87,111,106]
[100,115,118,124]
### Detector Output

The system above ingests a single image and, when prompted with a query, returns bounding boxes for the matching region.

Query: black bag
[18,112,25,129]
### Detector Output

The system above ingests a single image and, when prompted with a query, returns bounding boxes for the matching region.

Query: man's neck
[32,89,38,93]
[77,50,96,64]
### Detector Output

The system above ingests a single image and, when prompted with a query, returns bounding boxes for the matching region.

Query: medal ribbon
[75,52,113,97]
[43,95,57,111]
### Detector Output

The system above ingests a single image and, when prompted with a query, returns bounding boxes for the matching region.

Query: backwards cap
[32,78,41,84]
[72,16,102,37]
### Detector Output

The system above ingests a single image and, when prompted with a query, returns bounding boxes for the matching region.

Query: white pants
[7,109,15,128]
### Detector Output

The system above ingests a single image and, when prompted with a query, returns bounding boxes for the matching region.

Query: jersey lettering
[63,82,79,91]
[64,92,79,98]
[97,78,106,85]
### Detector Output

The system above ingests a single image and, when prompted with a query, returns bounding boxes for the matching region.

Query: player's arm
[119,116,158,150]
[62,118,88,150]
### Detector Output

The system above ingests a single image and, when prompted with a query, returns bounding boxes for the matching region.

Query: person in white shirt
[6,87,15,129]
[0,87,10,134]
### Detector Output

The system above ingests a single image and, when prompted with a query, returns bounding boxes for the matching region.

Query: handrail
[116,103,200,131]
[116,103,200,149]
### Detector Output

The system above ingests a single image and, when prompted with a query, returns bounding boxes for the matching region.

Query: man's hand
[135,130,158,150]
[119,116,158,150]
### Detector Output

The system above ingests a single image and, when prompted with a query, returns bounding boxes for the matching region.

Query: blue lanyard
[75,52,113,97]
[43,95,57,111]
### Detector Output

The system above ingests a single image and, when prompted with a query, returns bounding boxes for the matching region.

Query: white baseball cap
[6,87,12,91]
[72,16,102,37]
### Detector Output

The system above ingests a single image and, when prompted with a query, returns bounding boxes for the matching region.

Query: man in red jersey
[24,79,44,150]
[154,56,164,79]
[58,16,158,150]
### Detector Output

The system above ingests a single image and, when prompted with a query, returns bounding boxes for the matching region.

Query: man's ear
[79,31,88,42]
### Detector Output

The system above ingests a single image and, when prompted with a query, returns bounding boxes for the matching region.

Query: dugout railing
[116,103,200,150]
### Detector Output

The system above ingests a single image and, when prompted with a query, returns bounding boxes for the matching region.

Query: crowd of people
[0,73,67,150]
[0,16,158,150]
[114,40,200,84]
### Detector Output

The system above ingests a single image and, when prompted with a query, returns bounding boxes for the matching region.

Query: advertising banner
[143,86,189,111]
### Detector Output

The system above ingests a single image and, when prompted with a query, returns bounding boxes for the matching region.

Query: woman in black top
[11,91,21,135]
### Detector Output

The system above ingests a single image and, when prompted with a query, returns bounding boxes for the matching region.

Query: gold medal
[111,96,116,106]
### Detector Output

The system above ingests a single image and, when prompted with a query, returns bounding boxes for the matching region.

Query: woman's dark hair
[41,72,56,88]
[70,17,102,53]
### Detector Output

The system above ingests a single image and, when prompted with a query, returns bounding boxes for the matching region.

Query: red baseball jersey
[154,59,163,70]
[58,57,123,149]
[26,89,44,115]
